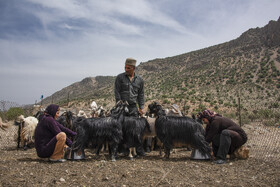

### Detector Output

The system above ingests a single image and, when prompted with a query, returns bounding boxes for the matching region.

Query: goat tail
[71,137,83,151]
[192,132,211,157]
[71,128,87,151]
[71,142,80,151]
[22,123,36,142]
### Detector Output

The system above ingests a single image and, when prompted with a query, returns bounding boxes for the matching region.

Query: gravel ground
[0,122,279,187]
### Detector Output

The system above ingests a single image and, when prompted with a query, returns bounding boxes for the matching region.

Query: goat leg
[17,124,22,148]
[128,147,134,160]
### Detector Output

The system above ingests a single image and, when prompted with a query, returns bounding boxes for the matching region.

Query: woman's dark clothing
[34,114,77,158]
[205,116,247,160]
[45,104,59,118]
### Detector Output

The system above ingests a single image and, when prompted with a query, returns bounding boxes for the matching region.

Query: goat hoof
[112,158,116,162]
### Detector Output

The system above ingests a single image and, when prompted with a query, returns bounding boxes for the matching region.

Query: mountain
[42,17,280,117]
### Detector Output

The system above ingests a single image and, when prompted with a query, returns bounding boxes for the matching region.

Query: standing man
[114,58,145,117]
[115,58,146,156]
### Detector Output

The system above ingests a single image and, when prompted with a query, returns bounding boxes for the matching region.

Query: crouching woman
[34,104,76,162]
[199,110,247,164]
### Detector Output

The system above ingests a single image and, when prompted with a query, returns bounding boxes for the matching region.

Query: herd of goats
[6,101,212,162]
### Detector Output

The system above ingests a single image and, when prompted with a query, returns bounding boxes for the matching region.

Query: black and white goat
[122,116,151,159]
[143,104,184,154]
[72,101,129,161]
[14,115,38,150]
[148,102,211,159]
[142,116,164,154]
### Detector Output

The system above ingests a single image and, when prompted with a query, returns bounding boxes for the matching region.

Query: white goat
[0,117,9,130]
[164,104,183,116]
[15,115,38,150]
[90,101,106,117]
[77,110,88,118]
[91,101,98,111]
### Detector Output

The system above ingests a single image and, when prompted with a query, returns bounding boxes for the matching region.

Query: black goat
[122,116,151,159]
[34,111,44,122]
[148,102,211,159]
[72,101,129,161]
[57,111,74,130]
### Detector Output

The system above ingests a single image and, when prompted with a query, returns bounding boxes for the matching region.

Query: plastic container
[67,149,85,160]
[190,149,210,160]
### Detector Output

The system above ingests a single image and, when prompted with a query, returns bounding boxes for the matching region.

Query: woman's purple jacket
[34,114,77,158]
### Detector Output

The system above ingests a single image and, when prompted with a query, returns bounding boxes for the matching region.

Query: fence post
[238,96,242,127]
[67,92,70,107]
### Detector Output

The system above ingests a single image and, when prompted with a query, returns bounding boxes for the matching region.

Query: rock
[59,178,65,182]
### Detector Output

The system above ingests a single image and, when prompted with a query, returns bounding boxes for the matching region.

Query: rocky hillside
[42,17,280,119]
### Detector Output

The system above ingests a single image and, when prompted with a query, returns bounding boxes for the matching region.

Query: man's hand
[138,108,144,116]
[210,151,215,160]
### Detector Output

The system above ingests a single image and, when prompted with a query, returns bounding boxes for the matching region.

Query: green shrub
[0,112,5,121]
[6,107,25,121]
[263,120,277,126]
[218,99,224,104]
[270,102,279,108]
[163,99,170,104]
[223,112,236,120]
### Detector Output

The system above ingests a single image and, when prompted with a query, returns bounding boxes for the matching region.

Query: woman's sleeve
[66,137,73,147]
[205,122,219,143]
[56,121,77,137]
[47,118,63,135]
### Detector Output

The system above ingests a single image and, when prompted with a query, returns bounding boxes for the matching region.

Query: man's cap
[125,58,136,67]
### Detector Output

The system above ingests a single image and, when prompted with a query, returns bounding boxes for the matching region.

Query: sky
[0,0,279,105]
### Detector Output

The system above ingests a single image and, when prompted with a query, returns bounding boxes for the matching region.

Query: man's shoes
[213,159,226,164]
[49,158,67,163]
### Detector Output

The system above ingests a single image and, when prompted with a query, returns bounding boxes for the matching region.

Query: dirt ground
[0,122,279,187]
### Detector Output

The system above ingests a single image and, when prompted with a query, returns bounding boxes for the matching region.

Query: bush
[163,99,170,104]
[263,120,278,126]
[0,112,5,121]
[270,102,279,108]
[6,107,25,121]
[258,109,273,119]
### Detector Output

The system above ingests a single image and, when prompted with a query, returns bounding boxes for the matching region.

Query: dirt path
[0,123,279,187]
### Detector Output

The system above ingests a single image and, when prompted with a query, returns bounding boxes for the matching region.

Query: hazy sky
[0,0,279,105]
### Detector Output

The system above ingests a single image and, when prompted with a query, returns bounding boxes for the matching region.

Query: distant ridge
[42,17,280,115]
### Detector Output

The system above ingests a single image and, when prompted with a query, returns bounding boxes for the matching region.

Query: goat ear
[124,101,129,105]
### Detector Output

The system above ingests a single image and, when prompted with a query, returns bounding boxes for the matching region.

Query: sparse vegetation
[39,19,279,124]
[6,107,25,121]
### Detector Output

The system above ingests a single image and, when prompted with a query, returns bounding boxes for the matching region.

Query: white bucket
[190,149,210,160]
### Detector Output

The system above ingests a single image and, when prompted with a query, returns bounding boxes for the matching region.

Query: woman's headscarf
[45,104,59,118]
[198,109,221,122]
